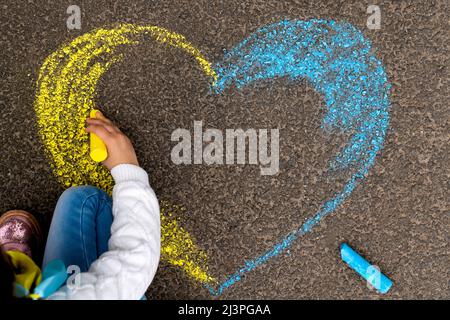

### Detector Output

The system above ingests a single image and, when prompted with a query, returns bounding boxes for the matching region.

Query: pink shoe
[0,210,42,261]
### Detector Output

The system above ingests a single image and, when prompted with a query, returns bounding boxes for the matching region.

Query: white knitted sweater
[48,164,161,300]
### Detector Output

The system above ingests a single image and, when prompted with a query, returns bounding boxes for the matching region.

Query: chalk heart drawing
[34,19,391,296]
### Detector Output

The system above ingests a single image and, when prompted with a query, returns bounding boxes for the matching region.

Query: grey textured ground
[0,0,448,299]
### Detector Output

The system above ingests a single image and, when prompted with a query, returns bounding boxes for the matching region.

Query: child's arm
[49,111,160,300]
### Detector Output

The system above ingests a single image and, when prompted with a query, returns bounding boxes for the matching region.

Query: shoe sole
[0,210,43,249]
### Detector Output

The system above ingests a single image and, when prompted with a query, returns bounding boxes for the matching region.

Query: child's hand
[85,111,139,171]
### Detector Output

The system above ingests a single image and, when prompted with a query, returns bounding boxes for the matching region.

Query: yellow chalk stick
[89,109,108,162]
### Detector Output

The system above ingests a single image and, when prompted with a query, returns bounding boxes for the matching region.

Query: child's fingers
[93,110,103,117]
[86,118,118,133]
[88,111,119,131]
[93,110,119,129]
[93,110,112,124]
[85,124,113,142]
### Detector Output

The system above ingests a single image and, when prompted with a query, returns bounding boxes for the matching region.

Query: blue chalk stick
[340,243,393,294]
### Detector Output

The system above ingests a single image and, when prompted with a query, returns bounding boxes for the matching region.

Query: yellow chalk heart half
[34,24,217,285]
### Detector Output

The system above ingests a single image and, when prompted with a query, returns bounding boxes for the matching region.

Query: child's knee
[60,185,103,202]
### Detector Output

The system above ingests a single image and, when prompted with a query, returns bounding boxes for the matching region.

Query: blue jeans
[42,186,113,272]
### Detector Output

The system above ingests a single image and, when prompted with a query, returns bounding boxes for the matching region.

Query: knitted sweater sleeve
[48,164,161,300]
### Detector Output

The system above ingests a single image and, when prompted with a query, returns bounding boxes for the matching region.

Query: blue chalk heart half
[207,19,391,295]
